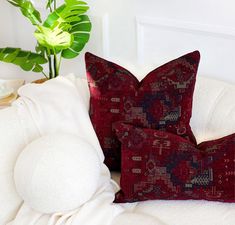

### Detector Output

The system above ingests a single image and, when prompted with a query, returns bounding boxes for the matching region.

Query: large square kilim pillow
[85,51,200,170]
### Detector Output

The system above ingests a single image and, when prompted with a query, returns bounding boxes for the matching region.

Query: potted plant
[0,0,92,80]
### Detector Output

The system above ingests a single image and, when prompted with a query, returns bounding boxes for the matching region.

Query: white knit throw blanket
[7,75,131,225]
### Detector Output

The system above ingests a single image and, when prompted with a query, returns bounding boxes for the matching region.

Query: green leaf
[62,15,91,59]
[7,0,41,25]
[43,1,89,30]
[32,65,44,72]
[39,0,91,58]
[0,47,47,73]
[34,25,73,51]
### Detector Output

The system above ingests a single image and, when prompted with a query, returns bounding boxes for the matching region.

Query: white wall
[0,0,235,82]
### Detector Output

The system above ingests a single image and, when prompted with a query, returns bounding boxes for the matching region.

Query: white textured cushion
[191,76,235,143]
[14,133,102,214]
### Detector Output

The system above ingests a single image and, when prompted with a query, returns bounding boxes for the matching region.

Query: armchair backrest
[191,76,235,143]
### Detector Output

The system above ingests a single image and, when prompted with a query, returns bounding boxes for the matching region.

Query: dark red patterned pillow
[85,51,200,170]
[114,122,235,203]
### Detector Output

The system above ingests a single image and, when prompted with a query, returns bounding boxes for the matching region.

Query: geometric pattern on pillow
[85,51,200,170]
[114,122,235,203]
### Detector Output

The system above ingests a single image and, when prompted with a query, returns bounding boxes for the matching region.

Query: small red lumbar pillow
[114,122,235,203]
[85,51,200,170]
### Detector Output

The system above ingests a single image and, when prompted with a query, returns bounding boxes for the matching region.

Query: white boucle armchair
[0,75,235,225]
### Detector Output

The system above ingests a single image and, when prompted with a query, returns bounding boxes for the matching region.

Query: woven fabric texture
[86,51,200,170]
[114,122,235,203]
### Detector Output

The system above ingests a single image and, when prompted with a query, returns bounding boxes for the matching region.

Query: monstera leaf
[62,15,91,59]
[44,0,89,29]
[0,48,47,72]
[34,26,73,51]
[43,0,91,59]
[7,0,41,25]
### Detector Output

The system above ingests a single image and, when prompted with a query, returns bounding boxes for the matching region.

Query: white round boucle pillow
[14,133,101,214]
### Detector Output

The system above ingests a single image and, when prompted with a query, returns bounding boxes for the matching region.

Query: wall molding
[136,16,235,61]
[136,16,235,40]
[135,16,235,82]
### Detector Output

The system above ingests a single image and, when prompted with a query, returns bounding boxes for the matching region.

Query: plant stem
[48,55,53,79]
[54,0,57,10]
[46,48,53,79]
[48,0,53,12]
[42,70,49,79]
[53,53,59,77]
[58,54,62,74]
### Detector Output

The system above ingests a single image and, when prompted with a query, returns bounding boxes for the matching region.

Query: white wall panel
[0,0,235,82]
[136,17,235,81]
